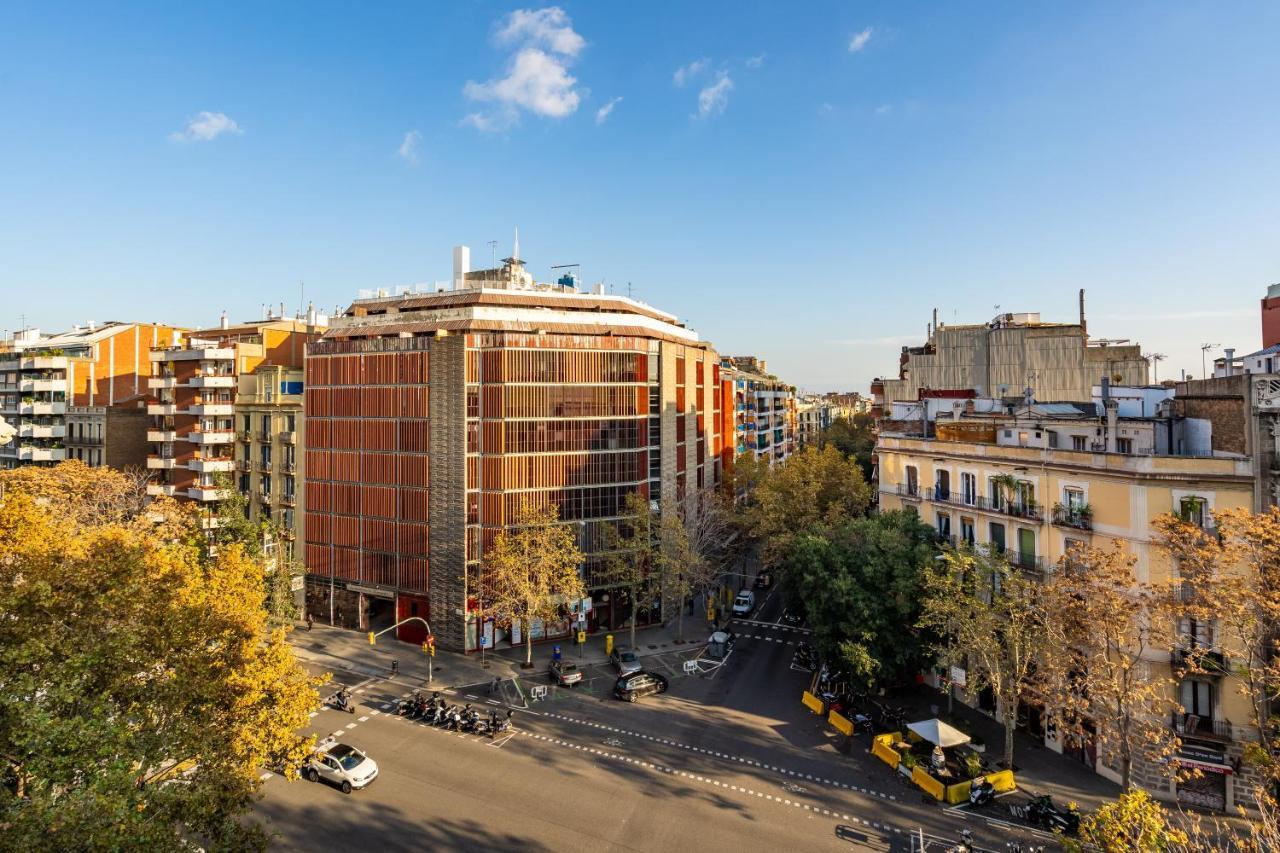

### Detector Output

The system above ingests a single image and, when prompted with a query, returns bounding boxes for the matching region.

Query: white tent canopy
[907,718,971,748]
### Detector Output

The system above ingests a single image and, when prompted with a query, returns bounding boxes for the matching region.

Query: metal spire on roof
[512,226,520,263]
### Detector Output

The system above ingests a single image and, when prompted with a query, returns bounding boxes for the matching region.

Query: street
[257,590,1060,851]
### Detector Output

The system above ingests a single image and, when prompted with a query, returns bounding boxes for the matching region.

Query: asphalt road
[255,588,1059,852]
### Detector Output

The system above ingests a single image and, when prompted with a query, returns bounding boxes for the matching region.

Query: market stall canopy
[907,718,970,748]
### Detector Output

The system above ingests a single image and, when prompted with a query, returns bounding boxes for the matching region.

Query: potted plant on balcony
[991,473,1018,511]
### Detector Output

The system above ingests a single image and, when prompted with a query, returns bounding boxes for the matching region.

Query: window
[261,415,271,435]
[905,465,918,496]
[1180,679,1214,720]
[1071,435,1087,451]
[1116,437,1133,454]
[988,477,1004,511]
[1179,617,1214,649]
[286,413,296,432]
[1064,487,1085,511]
[936,512,951,538]
[960,472,976,505]
[934,469,950,501]
[989,522,1006,553]
[242,414,251,432]
[960,517,975,546]
[1180,496,1207,527]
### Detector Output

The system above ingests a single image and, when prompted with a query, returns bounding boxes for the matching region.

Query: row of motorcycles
[1009,793,1080,835]
[396,690,514,739]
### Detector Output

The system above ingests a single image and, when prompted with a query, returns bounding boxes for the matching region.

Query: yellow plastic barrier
[945,780,972,805]
[801,690,824,715]
[871,733,901,768]
[828,709,854,736]
[987,769,1017,793]
[912,765,946,800]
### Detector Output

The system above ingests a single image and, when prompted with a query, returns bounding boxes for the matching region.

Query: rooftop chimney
[306,301,317,327]
[220,310,229,330]
[1079,288,1086,333]
[453,245,470,289]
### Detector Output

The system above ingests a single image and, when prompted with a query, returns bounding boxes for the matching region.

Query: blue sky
[2,3,1278,391]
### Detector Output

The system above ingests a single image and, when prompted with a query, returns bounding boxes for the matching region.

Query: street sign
[950,666,967,688]
[290,575,305,592]
[576,630,586,645]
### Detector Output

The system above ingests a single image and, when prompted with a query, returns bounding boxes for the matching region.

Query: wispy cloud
[673,58,708,87]
[595,96,622,125]
[745,54,765,69]
[818,102,835,116]
[463,6,585,131]
[169,111,242,143]
[848,27,873,53]
[829,333,920,347]
[875,103,892,115]
[696,72,733,119]
[398,130,422,164]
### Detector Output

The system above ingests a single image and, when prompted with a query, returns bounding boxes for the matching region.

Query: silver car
[306,741,378,794]
[610,647,642,676]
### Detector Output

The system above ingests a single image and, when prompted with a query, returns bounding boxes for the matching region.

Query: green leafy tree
[784,511,937,687]
[0,462,321,851]
[749,444,872,570]
[819,413,876,478]
[920,546,1049,770]
[209,472,297,625]
[486,500,586,666]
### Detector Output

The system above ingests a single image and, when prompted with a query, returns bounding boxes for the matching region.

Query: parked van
[731,590,755,617]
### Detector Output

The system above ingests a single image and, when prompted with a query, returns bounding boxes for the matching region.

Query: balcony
[1172,646,1230,676]
[258,431,273,444]
[255,459,272,472]
[189,429,235,445]
[18,379,66,393]
[147,429,177,442]
[185,403,234,416]
[1052,504,1094,531]
[1006,551,1046,578]
[18,446,66,462]
[148,376,178,389]
[188,374,234,389]
[146,483,179,498]
[187,486,230,502]
[283,461,297,474]
[188,456,235,474]
[1171,712,1234,743]
[198,515,223,530]
[20,356,68,370]
[147,403,178,416]
[895,482,922,500]
[281,493,296,507]
[146,455,177,470]
[20,402,66,416]
[280,430,296,444]
[150,347,235,362]
[19,423,65,439]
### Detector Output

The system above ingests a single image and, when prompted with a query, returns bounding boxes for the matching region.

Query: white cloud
[398,130,422,164]
[595,96,622,125]
[745,54,765,69]
[696,72,733,119]
[673,58,708,87]
[875,103,891,115]
[848,27,873,53]
[464,7,585,131]
[496,7,584,58]
[818,102,835,116]
[169,111,242,143]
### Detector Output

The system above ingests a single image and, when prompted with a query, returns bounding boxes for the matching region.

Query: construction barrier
[828,709,854,736]
[871,732,901,768]
[912,765,946,801]
[801,690,825,715]
[944,779,972,805]
[987,768,1017,793]
[942,768,1018,805]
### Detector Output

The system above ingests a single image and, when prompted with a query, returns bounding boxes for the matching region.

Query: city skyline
[3,3,1278,391]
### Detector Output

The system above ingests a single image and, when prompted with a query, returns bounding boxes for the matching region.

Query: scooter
[946,829,974,853]
[969,776,995,808]
[398,690,421,717]
[1012,795,1079,836]
[330,688,356,714]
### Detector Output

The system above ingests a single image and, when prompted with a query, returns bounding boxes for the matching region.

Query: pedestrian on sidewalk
[489,675,501,695]
[305,612,314,632]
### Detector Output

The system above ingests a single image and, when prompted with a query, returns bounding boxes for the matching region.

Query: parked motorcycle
[969,776,995,808]
[489,709,514,737]
[946,829,974,853]
[1011,794,1079,835]
[398,690,422,717]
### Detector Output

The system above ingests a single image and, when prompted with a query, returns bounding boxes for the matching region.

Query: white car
[306,741,378,794]
[731,590,755,617]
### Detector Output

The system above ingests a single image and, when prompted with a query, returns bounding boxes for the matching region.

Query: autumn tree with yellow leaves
[0,461,321,851]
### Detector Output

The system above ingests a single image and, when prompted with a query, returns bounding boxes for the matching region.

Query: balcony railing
[1052,505,1094,531]
[258,431,273,443]
[1171,712,1233,742]
[896,482,921,499]
[923,487,1042,521]
[1172,646,1231,676]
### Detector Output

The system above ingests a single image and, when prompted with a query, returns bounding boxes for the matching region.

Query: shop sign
[347,583,395,600]
[1178,744,1232,775]
[950,666,967,688]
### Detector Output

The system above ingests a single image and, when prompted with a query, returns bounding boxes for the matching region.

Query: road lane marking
[358,715,370,722]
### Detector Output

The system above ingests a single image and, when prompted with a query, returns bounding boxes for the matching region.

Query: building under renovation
[872,292,1149,407]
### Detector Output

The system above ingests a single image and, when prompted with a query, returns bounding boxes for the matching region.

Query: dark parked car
[780,608,803,627]
[549,659,584,686]
[753,571,773,590]
[614,671,669,702]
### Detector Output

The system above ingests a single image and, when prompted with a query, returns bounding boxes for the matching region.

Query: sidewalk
[288,612,715,693]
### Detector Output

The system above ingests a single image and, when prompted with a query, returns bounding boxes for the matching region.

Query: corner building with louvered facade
[303,248,722,651]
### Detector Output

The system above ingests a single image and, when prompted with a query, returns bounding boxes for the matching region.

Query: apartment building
[235,366,304,556]
[0,321,185,469]
[303,244,722,651]
[796,395,834,446]
[720,356,797,468]
[147,315,323,532]
[871,298,1149,411]
[877,395,1258,811]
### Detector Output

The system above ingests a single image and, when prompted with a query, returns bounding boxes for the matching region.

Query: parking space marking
[358,715,370,722]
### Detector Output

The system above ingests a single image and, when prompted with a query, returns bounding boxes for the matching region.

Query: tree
[210,472,297,626]
[783,510,937,688]
[919,546,1049,769]
[1065,789,1188,853]
[749,444,872,570]
[1039,542,1182,790]
[656,489,735,643]
[819,413,876,479]
[1156,507,1280,787]
[0,462,321,851]
[600,492,657,651]
[485,500,586,667]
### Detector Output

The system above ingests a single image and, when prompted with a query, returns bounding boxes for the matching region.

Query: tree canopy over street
[0,461,321,851]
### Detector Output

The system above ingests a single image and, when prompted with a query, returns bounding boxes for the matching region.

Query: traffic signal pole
[366,617,435,683]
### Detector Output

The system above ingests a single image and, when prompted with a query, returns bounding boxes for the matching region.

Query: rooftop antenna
[1200,343,1220,380]
[1143,352,1166,383]
[627,282,633,299]
[487,240,498,280]
[512,226,520,263]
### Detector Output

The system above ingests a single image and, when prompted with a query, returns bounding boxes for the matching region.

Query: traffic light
[367,631,376,646]
[425,634,436,657]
